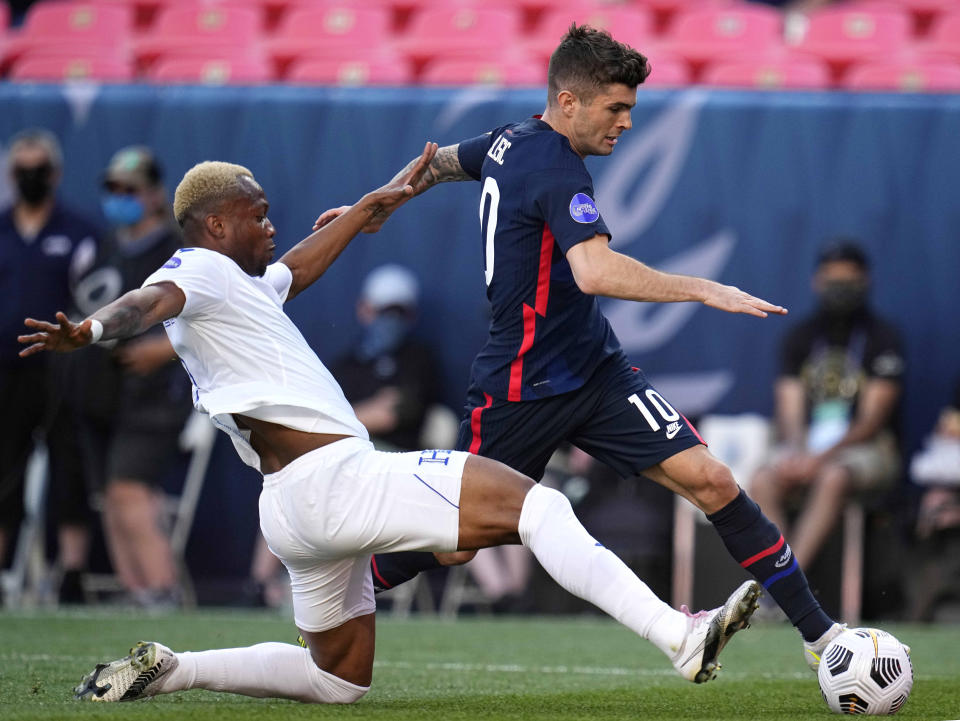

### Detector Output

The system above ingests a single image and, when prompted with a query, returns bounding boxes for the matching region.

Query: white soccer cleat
[74,641,178,702]
[803,622,846,672]
[671,579,762,683]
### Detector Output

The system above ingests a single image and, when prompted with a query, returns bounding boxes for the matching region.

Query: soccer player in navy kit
[317,25,844,671]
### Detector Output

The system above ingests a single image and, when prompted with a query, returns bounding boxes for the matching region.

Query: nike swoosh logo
[666,424,682,439]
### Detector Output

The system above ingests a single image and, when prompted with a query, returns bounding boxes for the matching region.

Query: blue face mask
[101,193,145,226]
[357,311,412,362]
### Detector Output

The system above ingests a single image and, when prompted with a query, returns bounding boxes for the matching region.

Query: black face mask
[13,163,54,206]
[818,281,868,318]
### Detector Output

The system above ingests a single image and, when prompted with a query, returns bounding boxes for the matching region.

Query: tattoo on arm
[101,303,145,340]
[394,144,470,196]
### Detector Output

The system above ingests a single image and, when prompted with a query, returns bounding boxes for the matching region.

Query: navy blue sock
[707,488,834,642]
[370,552,442,593]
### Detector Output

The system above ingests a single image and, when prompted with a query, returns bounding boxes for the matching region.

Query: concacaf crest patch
[569,193,600,224]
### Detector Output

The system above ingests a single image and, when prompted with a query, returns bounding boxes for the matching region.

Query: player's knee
[518,484,574,545]
[306,665,370,704]
[696,460,739,510]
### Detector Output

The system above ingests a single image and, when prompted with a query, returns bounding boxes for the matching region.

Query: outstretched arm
[282,142,438,301]
[19,281,186,357]
[566,235,787,318]
[313,143,470,233]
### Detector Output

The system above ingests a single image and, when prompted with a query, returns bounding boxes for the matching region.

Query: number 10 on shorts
[628,390,680,432]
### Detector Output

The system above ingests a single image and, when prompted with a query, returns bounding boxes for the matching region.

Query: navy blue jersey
[457,117,622,401]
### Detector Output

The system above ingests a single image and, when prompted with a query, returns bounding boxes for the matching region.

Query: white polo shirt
[142,247,368,470]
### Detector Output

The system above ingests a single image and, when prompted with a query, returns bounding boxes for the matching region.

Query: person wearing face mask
[56,146,193,608]
[750,239,905,593]
[0,128,101,599]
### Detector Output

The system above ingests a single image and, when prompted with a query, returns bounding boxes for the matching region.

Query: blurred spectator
[331,264,440,451]
[246,264,443,605]
[0,128,99,599]
[61,146,192,608]
[750,239,904,574]
[906,377,960,621]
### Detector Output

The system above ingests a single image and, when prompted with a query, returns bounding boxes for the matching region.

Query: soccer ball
[817,628,913,715]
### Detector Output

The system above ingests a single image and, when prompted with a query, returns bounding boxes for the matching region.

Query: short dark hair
[547,24,650,105]
[816,238,870,271]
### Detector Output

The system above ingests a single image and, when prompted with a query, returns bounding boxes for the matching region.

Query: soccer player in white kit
[20,144,760,704]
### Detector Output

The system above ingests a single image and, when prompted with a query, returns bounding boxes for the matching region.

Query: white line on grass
[3,654,949,682]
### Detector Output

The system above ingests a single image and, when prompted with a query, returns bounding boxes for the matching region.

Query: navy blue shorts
[455,354,704,481]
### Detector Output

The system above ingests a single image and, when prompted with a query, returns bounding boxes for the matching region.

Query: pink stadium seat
[702,55,832,89]
[2,2,134,69]
[395,7,523,64]
[0,2,9,32]
[420,57,546,86]
[793,7,912,74]
[848,0,960,33]
[148,54,273,83]
[264,6,393,70]
[636,0,737,33]
[843,58,960,91]
[641,52,692,87]
[662,5,782,67]
[285,55,414,85]
[134,5,262,67]
[10,52,135,81]
[916,11,960,61]
[524,5,655,64]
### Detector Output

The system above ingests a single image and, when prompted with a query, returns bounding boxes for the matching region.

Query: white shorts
[258,437,466,632]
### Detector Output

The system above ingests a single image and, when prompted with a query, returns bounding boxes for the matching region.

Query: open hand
[314,142,439,235]
[703,284,787,318]
[18,312,95,357]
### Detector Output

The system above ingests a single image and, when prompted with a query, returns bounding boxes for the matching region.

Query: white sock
[518,484,688,658]
[158,642,368,704]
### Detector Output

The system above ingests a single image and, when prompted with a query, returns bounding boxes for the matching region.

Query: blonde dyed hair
[173,161,258,225]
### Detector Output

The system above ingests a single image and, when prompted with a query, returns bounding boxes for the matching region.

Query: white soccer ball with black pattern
[817,628,913,715]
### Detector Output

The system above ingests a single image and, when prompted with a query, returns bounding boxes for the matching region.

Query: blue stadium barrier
[2,84,958,584]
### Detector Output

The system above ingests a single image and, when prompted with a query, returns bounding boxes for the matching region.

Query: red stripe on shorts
[469,392,494,454]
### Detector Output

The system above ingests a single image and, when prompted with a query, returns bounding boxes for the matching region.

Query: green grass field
[1,610,958,720]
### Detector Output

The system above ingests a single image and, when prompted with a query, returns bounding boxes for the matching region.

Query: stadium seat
[420,57,545,86]
[148,54,274,83]
[702,54,832,89]
[662,5,782,69]
[636,0,737,33]
[793,6,912,76]
[524,5,655,64]
[264,6,394,72]
[134,5,262,67]
[2,2,134,70]
[917,11,960,62]
[843,58,960,91]
[0,2,9,33]
[9,51,135,83]
[641,52,692,87]
[395,6,523,65]
[285,55,415,85]
[848,0,960,33]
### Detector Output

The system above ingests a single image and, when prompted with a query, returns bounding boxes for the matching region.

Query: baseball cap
[361,264,419,310]
[816,238,870,271]
[103,146,162,190]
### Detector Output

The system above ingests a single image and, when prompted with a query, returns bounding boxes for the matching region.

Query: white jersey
[142,247,368,470]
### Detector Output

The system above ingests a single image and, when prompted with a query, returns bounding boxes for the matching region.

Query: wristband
[88,319,104,344]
